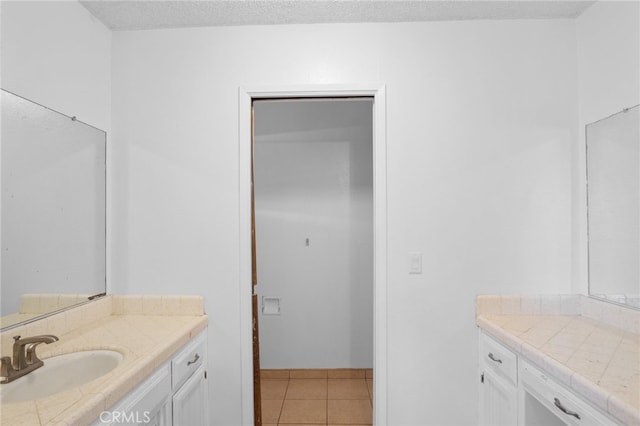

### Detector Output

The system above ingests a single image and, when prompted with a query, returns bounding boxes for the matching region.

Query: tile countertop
[477,305,640,425]
[0,295,208,426]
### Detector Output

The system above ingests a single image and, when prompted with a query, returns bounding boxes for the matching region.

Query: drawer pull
[554,397,581,420]
[187,353,200,366]
[487,353,503,364]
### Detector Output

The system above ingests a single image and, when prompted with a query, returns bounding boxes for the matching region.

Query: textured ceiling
[80,0,596,31]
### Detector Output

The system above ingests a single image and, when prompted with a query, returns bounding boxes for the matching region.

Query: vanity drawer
[479,330,517,385]
[172,331,206,391]
[520,359,616,425]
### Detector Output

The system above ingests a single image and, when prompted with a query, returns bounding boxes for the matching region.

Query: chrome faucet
[1,334,59,384]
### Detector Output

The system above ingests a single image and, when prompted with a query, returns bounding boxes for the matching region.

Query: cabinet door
[93,364,171,426]
[173,365,208,426]
[146,399,172,426]
[480,368,517,426]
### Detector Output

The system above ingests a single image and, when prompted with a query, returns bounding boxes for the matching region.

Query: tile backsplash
[19,293,94,314]
[111,295,204,316]
[477,294,640,334]
[0,295,205,358]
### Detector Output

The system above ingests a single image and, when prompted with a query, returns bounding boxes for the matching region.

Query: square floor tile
[328,399,372,424]
[290,369,328,379]
[261,369,290,380]
[279,399,327,424]
[328,379,370,399]
[261,380,288,400]
[260,399,283,424]
[280,424,325,426]
[328,369,365,379]
[286,379,327,399]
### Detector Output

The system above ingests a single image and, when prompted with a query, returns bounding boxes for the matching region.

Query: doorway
[239,85,388,426]
[253,98,373,423]
[254,97,373,368]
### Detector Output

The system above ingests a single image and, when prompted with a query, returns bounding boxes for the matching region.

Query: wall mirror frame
[1,89,107,330]
[586,104,639,310]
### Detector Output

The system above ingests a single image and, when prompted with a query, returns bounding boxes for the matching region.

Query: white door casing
[238,84,388,425]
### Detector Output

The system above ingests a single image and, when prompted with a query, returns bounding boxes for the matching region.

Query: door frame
[238,84,388,425]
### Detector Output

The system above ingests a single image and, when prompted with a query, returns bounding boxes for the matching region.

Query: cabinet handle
[187,353,200,366]
[554,397,581,420]
[487,353,503,364]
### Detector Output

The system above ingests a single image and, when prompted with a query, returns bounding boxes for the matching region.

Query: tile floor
[260,368,373,426]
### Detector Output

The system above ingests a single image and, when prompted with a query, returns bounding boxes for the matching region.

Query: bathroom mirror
[1,89,106,329]
[586,104,639,309]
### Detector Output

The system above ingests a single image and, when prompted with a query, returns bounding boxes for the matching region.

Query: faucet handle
[13,335,21,342]
[1,356,16,383]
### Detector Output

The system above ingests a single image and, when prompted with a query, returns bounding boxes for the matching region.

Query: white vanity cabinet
[95,329,208,426]
[172,365,208,425]
[478,329,619,426]
[96,363,172,426]
[478,330,518,426]
[171,330,209,425]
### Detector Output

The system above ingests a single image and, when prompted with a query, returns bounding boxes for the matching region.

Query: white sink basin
[0,350,123,403]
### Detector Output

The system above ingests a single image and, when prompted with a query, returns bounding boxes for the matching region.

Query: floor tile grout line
[262,370,374,426]
[276,379,289,425]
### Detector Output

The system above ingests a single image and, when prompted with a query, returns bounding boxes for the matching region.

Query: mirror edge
[588,294,640,311]
[1,88,108,331]
[0,293,107,332]
[585,104,640,311]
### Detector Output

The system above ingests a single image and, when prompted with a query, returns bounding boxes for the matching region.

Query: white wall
[577,1,640,126]
[111,20,576,425]
[0,1,111,132]
[253,99,373,369]
[574,0,640,294]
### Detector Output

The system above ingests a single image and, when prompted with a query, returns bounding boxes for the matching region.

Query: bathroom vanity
[477,295,639,425]
[94,327,208,426]
[479,330,620,425]
[0,295,208,425]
